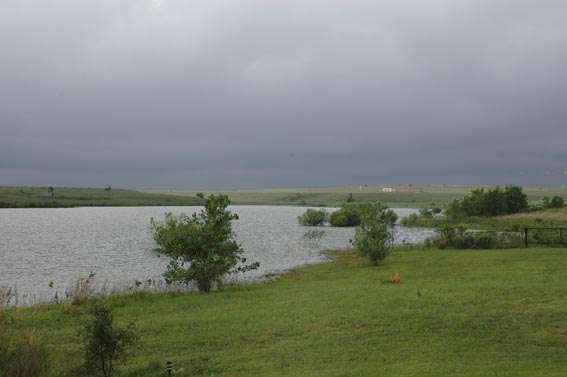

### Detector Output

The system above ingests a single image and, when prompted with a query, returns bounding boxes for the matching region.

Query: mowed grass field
[0,186,203,207]
[143,184,567,207]
[5,247,567,376]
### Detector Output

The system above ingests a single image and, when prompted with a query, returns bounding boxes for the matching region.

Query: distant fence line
[524,227,567,247]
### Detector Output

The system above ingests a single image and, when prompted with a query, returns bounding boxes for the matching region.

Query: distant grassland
[143,184,567,207]
[0,186,203,208]
[1,184,564,208]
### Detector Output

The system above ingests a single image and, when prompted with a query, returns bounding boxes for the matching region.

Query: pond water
[0,206,435,306]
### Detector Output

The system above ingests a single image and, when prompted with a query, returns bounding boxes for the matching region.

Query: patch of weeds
[186,357,224,375]
[67,272,96,306]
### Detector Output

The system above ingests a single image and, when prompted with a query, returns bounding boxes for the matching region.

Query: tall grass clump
[425,225,525,249]
[67,272,96,306]
[0,332,50,377]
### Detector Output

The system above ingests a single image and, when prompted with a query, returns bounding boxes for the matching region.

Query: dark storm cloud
[1,0,567,188]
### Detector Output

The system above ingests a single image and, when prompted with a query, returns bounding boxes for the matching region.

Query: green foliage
[401,212,420,226]
[542,196,565,209]
[446,185,528,219]
[302,229,326,241]
[328,206,361,227]
[424,225,525,249]
[403,206,443,225]
[353,203,397,265]
[82,300,138,377]
[297,208,329,226]
[151,194,259,292]
[0,331,50,377]
[196,192,205,199]
[526,228,567,246]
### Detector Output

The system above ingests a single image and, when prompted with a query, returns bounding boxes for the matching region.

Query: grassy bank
[4,247,567,376]
[404,207,567,231]
[0,186,203,208]
[143,184,566,207]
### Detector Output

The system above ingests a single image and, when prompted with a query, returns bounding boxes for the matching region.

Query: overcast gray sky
[1,0,566,189]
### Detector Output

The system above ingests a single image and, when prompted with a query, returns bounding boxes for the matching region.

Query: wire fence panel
[524,228,567,247]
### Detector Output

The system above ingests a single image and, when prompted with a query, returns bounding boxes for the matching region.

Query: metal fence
[524,228,567,247]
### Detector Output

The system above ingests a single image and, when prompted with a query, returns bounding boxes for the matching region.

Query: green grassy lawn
[0,186,203,208]
[4,247,567,376]
[143,184,567,208]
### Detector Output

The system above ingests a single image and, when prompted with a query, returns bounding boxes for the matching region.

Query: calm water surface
[0,206,434,305]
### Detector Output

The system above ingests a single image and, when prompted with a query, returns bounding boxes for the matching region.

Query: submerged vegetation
[297,208,329,226]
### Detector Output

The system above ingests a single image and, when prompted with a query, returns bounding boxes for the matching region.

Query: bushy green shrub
[297,209,329,226]
[353,203,397,265]
[82,300,138,377]
[401,213,419,226]
[542,196,565,209]
[151,195,259,292]
[328,207,360,227]
[446,185,528,219]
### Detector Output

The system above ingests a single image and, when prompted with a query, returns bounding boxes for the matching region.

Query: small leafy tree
[504,184,528,213]
[82,300,138,377]
[353,203,397,265]
[151,195,259,292]
[297,208,329,226]
[196,192,205,199]
[446,185,528,219]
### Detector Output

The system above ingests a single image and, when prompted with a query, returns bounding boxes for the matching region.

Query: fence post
[524,228,529,248]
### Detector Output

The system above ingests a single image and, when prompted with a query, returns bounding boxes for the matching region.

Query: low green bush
[425,225,523,250]
[329,208,360,227]
[297,209,329,226]
[82,300,138,377]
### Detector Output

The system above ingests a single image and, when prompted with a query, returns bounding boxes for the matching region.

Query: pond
[0,206,435,306]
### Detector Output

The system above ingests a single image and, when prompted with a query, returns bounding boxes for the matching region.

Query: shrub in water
[329,208,361,227]
[297,208,329,226]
